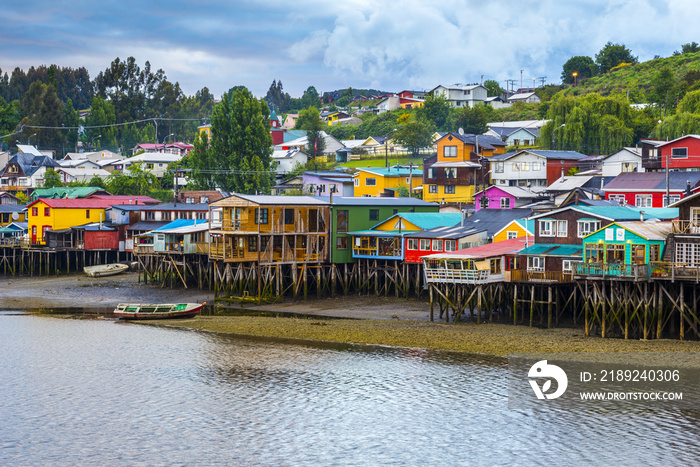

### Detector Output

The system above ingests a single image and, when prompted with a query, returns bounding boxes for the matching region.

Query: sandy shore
[3,274,700,360]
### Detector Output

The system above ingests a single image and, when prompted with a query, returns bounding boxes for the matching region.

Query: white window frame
[354,178,359,186]
[429,185,438,193]
[445,185,455,194]
[432,239,443,251]
[562,260,572,272]
[577,220,601,238]
[420,239,431,251]
[672,147,688,159]
[531,161,541,171]
[495,162,504,173]
[501,197,511,209]
[539,220,555,237]
[635,194,652,208]
[527,256,545,271]
[443,146,457,158]
[407,238,418,250]
[609,194,626,205]
[663,194,681,207]
[556,220,567,237]
[507,231,518,239]
[444,240,456,252]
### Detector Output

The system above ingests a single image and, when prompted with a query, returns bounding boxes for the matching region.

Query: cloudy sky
[2,0,699,100]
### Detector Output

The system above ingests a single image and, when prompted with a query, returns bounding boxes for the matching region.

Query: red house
[656,135,700,171]
[604,172,700,207]
[403,225,488,263]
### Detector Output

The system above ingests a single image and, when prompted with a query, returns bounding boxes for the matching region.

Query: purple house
[302,171,354,197]
[474,185,545,210]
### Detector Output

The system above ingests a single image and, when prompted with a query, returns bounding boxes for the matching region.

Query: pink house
[474,185,545,210]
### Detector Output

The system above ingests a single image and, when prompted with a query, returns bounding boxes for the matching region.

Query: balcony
[133,244,154,254]
[423,267,504,285]
[510,269,575,283]
[573,262,649,280]
[649,261,700,282]
[672,220,700,234]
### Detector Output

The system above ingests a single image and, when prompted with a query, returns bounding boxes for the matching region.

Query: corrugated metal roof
[518,243,583,257]
[604,171,700,191]
[387,212,463,230]
[422,237,532,260]
[214,194,329,206]
[318,196,437,207]
[613,221,672,241]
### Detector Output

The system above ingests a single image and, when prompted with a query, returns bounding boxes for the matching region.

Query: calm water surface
[1,312,699,466]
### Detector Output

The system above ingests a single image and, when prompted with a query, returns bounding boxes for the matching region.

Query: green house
[326,197,440,264]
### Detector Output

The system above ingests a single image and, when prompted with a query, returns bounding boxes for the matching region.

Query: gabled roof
[493,219,535,238]
[530,205,678,222]
[152,219,209,234]
[316,196,437,207]
[16,144,43,156]
[478,185,544,199]
[88,195,161,205]
[4,153,60,177]
[211,194,329,206]
[376,212,463,231]
[604,172,700,192]
[27,198,118,209]
[403,224,486,239]
[655,134,700,148]
[436,132,502,150]
[354,166,419,177]
[139,202,210,211]
[586,221,672,241]
[458,208,534,238]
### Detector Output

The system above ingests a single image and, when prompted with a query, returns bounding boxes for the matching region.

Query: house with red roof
[27,198,120,245]
[603,171,700,207]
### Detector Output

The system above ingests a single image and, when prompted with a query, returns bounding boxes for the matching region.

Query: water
[1,312,699,466]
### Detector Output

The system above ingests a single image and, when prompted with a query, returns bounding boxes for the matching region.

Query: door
[691,208,700,233]
[31,225,37,244]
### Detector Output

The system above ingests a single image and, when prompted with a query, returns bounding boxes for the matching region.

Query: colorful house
[489,150,587,188]
[326,197,439,264]
[576,221,671,279]
[474,185,544,211]
[302,171,354,197]
[403,225,488,263]
[139,219,210,255]
[353,166,423,197]
[349,212,462,260]
[423,133,506,204]
[603,171,700,207]
[493,219,534,242]
[27,198,117,245]
[0,205,26,227]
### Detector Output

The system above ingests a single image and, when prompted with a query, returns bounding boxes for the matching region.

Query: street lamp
[28,133,37,146]
[551,124,565,150]
[385,128,397,169]
[162,133,174,152]
[573,72,578,87]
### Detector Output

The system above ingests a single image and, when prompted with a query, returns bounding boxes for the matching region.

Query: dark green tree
[295,106,322,130]
[561,56,598,84]
[392,118,434,157]
[595,42,637,74]
[451,105,488,135]
[681,42,700,54]
[42,168,63,188]
[84,96,117,150]
[415,94,452,131]
[483,80,504,97]
[648,66,676,113]
[300,86,320,109]
[190,87,273,193]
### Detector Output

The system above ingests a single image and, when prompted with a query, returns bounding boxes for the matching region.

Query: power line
[17,117,204,132]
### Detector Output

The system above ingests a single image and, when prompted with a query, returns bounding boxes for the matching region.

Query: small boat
[84,263,129,278]
[114,302,204,320]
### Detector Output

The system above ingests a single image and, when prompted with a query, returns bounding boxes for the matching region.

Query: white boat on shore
[84,263,129,278]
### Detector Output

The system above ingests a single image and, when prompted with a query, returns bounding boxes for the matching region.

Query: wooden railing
[510,269,574,283]
[672,220,700,234]
[649,261,700,281]
[574,262,650,280]
[423,267,502,284]
[133,244,154,254]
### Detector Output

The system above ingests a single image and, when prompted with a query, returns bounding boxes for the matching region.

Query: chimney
[687,180,691,197]
[640,210,645,222]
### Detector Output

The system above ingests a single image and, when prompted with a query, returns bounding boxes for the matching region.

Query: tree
[451,105,488,135]
[483,80,504,97]
[415,94,452,131]
[190,87,273,193]
[84,96,117,150]
[303,107,326,161]
[561,56,598,84]
[392,118,434,157]
[264,80,291,113]
[595,42,637,74]
[681,42,700,54]
[648,66,676,113]
[42,168,63,188]
[300,86,320,109]
[295,106,323,130]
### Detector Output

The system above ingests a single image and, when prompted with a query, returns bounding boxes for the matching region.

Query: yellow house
[493,219,534,243]
[423,133,507,204]
[197,124,211,140]
[353,167,423,197]
[0,206,26,227]
[27,198,114,245]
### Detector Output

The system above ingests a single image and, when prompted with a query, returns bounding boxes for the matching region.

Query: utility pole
[408,162,414,198]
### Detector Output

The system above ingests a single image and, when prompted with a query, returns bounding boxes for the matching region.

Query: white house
[274,131,345,156]
[56,167,111,184]
[601,147,644,177]
[110,152,182,178]
[271,148,308,176]
[64,150,124,163]
[429,85,487,108]
[489,150,587,188]
[507,92,540,104]
[57,159,102,170]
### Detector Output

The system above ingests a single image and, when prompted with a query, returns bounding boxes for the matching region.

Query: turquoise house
[578,221,672,277]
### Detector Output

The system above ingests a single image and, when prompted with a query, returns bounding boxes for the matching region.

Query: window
[201,196,209,203]
[427,168,436,179]
[336,237,348,250]
[672,147,688,158]
[429,185,438,193]
[432,239,443,251]
[577,220,601,237]
[407,238,418,250]
[501,197,511,209]
[495,162,504,173]
[621,162,638,172]
[254,208,269,224]
[32,207,38,216]
[663,195,681,207]
[162,212,171,221]
[507,231,518,239]
[196,212,206,220]
[444,168,457,179]
[44,207,50,216]
[366,178,376,186]
[635,195,653,207]
[284,208,294,225]
[443,146,457,158]
[420,239,431,250]
[337,210,348,233]
[445,185,455,194]
[145,211,155,220]
[512,162,520,171]
[609,194,626,205]
[531,162,541,171]
[445,240,456,252]
[557,220,567,237]
[86,210,90,219]
[527,256,545,271]
[369,209,379,221]
[650,148,658,158]
[248,236,257,252]
[539,220,555,237]
[354,179,359,187]
[318,184,326,193]
[521,162,530,171]
[562,260,572,272]
[675,243,700,266]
